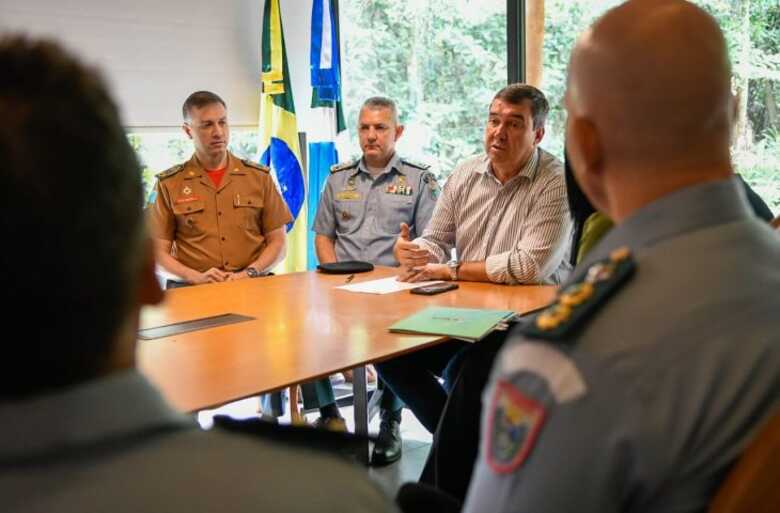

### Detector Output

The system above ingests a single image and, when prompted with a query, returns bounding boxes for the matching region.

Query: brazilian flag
[260,0,306,273]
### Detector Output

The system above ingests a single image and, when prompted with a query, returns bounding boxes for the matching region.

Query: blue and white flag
[310,0,341,102]
[308,0,347,269]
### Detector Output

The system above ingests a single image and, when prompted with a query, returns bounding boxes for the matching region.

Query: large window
[132,0,509,194]
[536,0,780,210]
[339,0,508,178]
[129,130,259,203]
[131,1,778,210]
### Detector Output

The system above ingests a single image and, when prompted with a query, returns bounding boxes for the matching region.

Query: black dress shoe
[371,417,402,466]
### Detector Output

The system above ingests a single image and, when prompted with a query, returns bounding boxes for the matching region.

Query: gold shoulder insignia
[401,158,431,170]
[520,246,636,342]
[330,160,359,174]
[156,164,184,180]
[242,159,271,173]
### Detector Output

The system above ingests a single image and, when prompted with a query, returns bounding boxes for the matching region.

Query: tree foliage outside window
[339,0,508,177]
[340,0,778,210]
[128,131,259,203]
[540,0,779,210]
[129,0,778,211]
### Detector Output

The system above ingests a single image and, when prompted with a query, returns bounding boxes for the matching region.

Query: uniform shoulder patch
[242,159,270,173]
[330,160,359,174]
[520,246,636,342]
[487,380,546,474]
[401,158,431,170]
[156,163,184,180]
[422,171,440,199]
[422,171,438,183]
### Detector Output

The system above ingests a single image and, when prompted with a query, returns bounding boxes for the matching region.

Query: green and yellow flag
[260,0,307,273]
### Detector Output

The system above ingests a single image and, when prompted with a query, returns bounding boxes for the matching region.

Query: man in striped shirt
[395,83,572,287]
[375,84,573,435]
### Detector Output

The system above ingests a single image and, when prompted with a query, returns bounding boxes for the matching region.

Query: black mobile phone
[410,283,459,295]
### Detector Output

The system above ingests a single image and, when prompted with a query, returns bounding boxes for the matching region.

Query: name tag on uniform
[175,196,201,204]
[336,191,361,201]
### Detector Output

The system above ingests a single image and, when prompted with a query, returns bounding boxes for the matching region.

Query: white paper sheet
[335,276,445,294]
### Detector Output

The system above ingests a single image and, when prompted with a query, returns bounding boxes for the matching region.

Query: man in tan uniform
[150,91,292,285]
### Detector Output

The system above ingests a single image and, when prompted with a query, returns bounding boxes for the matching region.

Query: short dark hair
[492,83,549,129]
[182,90,227,121]
[0,36,146,398]
[360,96,400,124]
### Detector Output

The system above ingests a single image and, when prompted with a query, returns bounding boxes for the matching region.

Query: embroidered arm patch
[487,380,547,474]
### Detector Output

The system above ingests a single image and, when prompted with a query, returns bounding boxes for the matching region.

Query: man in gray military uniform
[463,1,780,512]
[0,36,397,513]
[305,96,438,465]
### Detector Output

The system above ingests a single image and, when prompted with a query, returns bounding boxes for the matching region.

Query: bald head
[567,0,734,170]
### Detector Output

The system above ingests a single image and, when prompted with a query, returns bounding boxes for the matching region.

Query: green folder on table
[389,306,516,342]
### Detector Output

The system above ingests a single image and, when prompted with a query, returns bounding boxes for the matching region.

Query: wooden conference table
[138,266,556,458]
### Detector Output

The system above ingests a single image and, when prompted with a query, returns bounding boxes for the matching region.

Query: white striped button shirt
[414,147,572,285]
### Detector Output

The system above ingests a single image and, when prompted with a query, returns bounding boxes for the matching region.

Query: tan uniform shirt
[149,152,292,272]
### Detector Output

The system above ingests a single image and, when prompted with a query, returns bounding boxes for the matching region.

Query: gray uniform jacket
[0,370,397,513]
[464,177,780,513]
[313,153,438,266]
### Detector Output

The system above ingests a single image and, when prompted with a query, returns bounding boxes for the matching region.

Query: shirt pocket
[334,199,364,234]
[380,196,415,234]
[233,194,264,233]
[172,200,206,236]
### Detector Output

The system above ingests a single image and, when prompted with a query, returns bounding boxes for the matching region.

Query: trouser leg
[300,378,337,410]
[260,391,286,417]
[419,330,509,502]
[379,378,404,413]
[374,340,467,433]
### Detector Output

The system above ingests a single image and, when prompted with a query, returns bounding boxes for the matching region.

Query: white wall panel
[0,0,314,129]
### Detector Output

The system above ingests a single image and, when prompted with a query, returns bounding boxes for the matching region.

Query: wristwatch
[447,259,461,281]
[246,267,262,278]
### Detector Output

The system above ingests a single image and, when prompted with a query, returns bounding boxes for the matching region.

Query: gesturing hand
[394,222,431,269]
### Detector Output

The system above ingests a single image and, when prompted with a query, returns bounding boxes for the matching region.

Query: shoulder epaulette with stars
[242,159,271,173]
[155,163,185,180]
[519,246,636,342]
[401,158,431,170]
[330,160,359,174]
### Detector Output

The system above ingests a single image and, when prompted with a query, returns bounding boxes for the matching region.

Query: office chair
[708,410,780,513]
